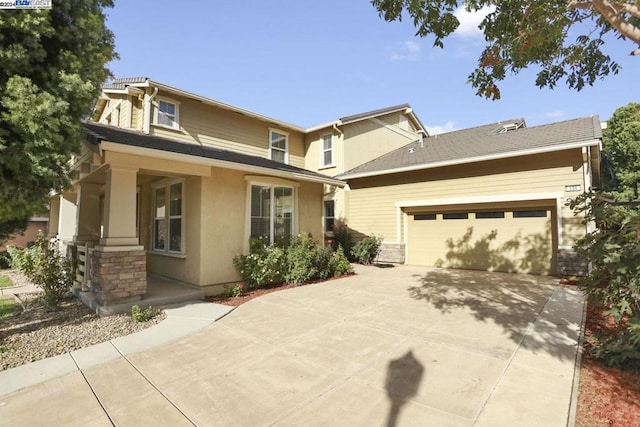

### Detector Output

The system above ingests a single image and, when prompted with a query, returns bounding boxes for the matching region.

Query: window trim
[269,128,289,164]
[324,200,335,233]
[151,178,185,255]
[321,134,334,168]
[153,97,180,130]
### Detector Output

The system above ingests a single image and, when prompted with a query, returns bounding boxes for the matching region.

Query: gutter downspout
[142,87,159,134]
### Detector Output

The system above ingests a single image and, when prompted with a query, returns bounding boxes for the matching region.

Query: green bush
[233,238,284,289]
[8,233,73,308]
[233,235,352,288]
[332,223,353,260]
[131,305,159,322]
[570,192,640,368]
[351,234,383,264]
[0,251,11,269]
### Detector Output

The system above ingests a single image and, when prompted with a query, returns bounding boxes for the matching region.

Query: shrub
[329,246,353,277]
[570,192,640,368]
[224,284,245,298]
[0,251,11,269]
[284,235,320,285]
[8,233,73,308]
[233,238,284,289]
[332,223,353,260]
[131,305,159,322]
[351,234,383,264]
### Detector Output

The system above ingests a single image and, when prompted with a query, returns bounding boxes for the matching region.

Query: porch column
[100,166,138,246]
[91,165,146,307]
[48,195,61,239]
[74,183,102,243]
[58,192,78,243]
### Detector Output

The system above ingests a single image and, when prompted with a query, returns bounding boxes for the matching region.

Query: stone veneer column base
[90,245,147,305]
[557,247,588,277]
[378,243,406,264]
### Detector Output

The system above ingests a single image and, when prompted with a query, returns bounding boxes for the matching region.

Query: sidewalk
[0,300,234,396]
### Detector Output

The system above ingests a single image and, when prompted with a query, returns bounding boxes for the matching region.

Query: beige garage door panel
[408,210,554,275]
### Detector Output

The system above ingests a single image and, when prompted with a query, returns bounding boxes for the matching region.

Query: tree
[602,102,640,199]
[0,1,116,240]
[371,1,640,99]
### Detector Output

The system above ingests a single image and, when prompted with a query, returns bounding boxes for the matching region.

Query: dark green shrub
[7,233,73,308]
[570,192,640,368]
[233,238,284,289]
[284,235,321,285]
[351,234,383,264]
[0,251,11,269]
[332,223,353,260]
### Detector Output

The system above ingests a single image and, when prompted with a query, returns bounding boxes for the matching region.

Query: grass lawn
[0,274,14,288]
[0,298,18,320]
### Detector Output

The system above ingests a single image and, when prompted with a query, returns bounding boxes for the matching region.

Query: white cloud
[390,40,422,61]
[426,121,457,135]
[545,110,565,119]
[453,5,495,39]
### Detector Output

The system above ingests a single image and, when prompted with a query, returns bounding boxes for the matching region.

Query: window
[269,130,288,163]
[155,99,179,129]
[513,210,547,218]
[321,134,333,167]
[153,180,184,253]
[250,184,293,244]
[324,200,335,232]
[443,212,469,220]
[414,213,436,221]
[475,211,505,219]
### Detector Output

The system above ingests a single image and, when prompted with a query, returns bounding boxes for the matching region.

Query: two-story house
[49,77,423,313]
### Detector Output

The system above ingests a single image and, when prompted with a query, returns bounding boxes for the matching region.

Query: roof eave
[97,140,345,187]
[339,138,602,180]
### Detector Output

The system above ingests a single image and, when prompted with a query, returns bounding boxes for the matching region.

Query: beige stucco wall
[346,149,588,247]
[147,90,306,168]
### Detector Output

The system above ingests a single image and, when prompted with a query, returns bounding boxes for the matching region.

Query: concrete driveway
[0,266,584,426]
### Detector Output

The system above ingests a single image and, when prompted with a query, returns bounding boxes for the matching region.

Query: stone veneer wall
[557,248,588,276]
[90,247,146,305]
[378,243,406,264]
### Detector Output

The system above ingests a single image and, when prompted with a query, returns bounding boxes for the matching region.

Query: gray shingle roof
[338,116,602,179]
[102,77,149,90]
[83,122,344,186]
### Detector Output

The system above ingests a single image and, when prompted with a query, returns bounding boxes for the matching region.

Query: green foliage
[331,223,353,261]
[570,192,640,368]
[370,0,636,99]
[602,102,640,199]
[7,233,73,308]
[224,284,245,298]
[0,298,18,320]
[0,274,13,288]
[0,1,116,236]
[131,305,159,322]
[0,250,11,269]
[233,236,352,288]
[233,238,285,289]
[351,235,383,265]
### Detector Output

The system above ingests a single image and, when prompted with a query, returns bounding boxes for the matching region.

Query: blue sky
[105,1,637,133]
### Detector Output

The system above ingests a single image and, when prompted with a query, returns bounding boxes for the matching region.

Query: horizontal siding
[149,94,305,168]
[346,150,586,246]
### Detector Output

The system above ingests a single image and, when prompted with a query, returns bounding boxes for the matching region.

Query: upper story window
[321,134,333,167]
[269,130,288,163]
[155,99,179,129]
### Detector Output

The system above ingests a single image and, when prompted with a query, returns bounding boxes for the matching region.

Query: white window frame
[153,98,180,129]
[321,134,334,168]
[324,200,335,234]
[152,178,185,255]
[269,129,289,164]
[244,176,299,250]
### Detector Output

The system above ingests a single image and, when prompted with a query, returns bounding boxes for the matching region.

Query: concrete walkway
[0,266,585,426]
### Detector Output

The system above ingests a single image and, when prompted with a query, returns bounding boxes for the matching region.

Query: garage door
[407,207,555,275]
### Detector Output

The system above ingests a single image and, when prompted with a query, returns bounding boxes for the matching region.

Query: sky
[105,1,638,134]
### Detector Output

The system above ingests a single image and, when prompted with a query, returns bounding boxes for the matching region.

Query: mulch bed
[206,282,298,307]
[576,301,640,426]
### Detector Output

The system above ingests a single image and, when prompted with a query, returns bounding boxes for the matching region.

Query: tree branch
[570,0,640,44]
